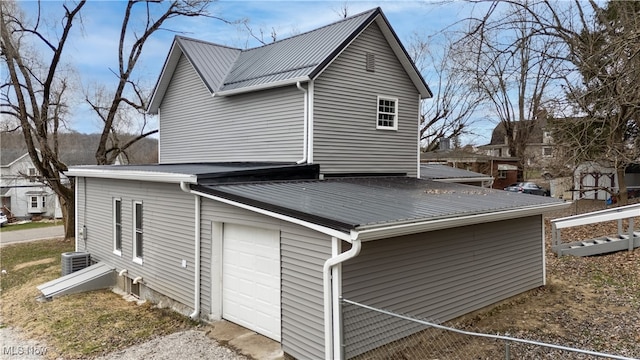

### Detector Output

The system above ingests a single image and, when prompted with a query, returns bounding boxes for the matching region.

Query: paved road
[0,225,65,247]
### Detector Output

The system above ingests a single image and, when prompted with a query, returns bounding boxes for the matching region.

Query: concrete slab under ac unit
[37,262,116,299]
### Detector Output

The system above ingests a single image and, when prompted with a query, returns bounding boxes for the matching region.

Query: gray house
[66,8,567,360]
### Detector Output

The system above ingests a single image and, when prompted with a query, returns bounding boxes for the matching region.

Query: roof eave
[64,167,198,184]
[147,39,183,115]
[373,14,432,99]
[354,201,571,241]
[215,76,311,97]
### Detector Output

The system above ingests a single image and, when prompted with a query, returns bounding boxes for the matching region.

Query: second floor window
[377,96,398,130]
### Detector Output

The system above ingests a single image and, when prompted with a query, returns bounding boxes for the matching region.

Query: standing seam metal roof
[196,177,565,232]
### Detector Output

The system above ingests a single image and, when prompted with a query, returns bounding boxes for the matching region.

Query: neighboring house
[65,8,567,360]
[0,150,59,220]
[421,149,520,190]
[479,119,557,172]
[0,148,123,221]
[420,163,493,187]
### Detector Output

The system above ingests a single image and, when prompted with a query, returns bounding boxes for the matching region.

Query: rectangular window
[133,201,143,264]
[30,196,38,209]
[113,199,122,255]
[498,170,508,179]
[376,96,398,130]
[41,196,46,209]
[543,147,553,157]
[28,168,36,182]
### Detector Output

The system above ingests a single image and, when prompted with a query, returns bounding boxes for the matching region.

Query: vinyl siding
[159,54,304,163]
[280,225,331,359]
[199,199,331,360]
[342,216,543,358]
[313,21,420,177]
[76,177,196,308]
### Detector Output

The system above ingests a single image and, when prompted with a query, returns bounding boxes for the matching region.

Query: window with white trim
[376,96,398,130]
[30,196,38,209]
[133,201,143,264]
[113,198,122,256]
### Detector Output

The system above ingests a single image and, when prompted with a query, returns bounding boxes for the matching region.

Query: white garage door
[222,223,281,341]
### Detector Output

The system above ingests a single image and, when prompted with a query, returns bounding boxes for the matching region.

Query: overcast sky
[18,0,494,144]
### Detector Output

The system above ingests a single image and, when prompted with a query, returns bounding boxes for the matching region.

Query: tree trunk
[59,192,75,240]
[617,167,628,205]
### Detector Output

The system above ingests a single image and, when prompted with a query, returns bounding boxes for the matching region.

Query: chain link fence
[341,298,638,360]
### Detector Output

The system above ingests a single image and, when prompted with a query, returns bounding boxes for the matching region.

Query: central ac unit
[61,252,91,276]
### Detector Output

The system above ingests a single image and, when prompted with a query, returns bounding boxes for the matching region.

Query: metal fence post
[505,340,510,360]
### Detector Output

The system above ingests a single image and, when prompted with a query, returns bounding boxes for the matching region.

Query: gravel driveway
[0,326,248,360]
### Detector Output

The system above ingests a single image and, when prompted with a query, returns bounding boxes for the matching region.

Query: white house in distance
[63,8,568,359]
[0,150,60,220]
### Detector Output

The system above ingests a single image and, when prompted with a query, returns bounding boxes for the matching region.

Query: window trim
[132,200,143,264]
[376,96,399,130]
[29,196,39,209]
[113,198,122,256]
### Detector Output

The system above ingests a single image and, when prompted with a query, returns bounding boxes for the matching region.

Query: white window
[28,168,36,182]
[133,201,143,264]
[41,196,46,208]
[498,170,508,179]
[30,196,38,209]
[113,198,122,256]
[376,96,398,130]
[543,147,553,157]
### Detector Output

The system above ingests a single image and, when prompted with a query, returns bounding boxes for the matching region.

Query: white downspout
[181,181,201,320]
[307,80,314,163]
[323,234,361,360]
[296,81,308,164]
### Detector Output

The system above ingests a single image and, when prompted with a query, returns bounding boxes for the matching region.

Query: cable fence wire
[341,298,639,360]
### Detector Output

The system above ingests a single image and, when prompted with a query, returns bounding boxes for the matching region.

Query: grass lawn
[0,239,198,359]
[0,221,62,232]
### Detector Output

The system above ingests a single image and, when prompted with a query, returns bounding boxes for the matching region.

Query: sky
[17,0,496,145]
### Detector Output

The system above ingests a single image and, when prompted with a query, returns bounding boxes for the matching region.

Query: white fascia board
[147,41,182,115]
[374,16,431,99]
[64,168,197,184]
[215,76,310,97]
[354,202,571,241]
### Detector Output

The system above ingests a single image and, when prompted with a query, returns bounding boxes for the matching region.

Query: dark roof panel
[198,177,565,231]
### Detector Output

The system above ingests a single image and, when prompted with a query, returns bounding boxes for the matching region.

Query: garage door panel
[223,223,281,341]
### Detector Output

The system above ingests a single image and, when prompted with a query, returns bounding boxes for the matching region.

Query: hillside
[0,131,158,166]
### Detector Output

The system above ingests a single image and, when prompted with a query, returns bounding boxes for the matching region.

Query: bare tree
[410,33,484,151]
[1,0,220,238]
[1,0,85,239]
[457,1,566,176]
[88,0,223,165]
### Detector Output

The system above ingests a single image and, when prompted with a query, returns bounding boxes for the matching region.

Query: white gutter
[296,81,308,164]
[215,76,311,97]
[65,168,197,184]
[355,202,571,241]
[181,182,201,320]
[323,234,360,360]
[433,177,495,183]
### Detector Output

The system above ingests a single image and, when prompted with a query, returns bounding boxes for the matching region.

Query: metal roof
[196,177,567,233]
[176,37,241,93]
[65,162,319,184]
[148,7,431,113]
[420,164,493,181]
[220,9,375,92]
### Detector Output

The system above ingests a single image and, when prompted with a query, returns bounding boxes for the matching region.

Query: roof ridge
[240,7,379,54]
[175,35,241,51]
